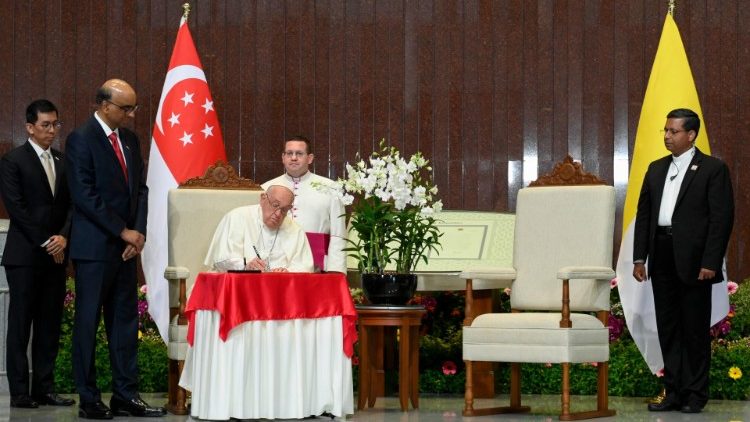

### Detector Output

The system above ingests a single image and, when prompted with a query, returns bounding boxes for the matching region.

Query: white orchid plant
[320,140,443,274]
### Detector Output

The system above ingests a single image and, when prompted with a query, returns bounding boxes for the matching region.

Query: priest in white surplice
[204,185,314,272]
[262,135,347,273]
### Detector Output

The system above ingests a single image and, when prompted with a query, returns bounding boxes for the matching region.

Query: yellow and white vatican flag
[616,12,729,373]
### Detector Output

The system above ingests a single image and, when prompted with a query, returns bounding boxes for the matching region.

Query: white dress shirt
[658,147,696,226]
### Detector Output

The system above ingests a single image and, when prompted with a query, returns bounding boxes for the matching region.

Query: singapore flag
[142,15,226,342]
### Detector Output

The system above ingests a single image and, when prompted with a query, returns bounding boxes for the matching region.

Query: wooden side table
[356,305,426,411]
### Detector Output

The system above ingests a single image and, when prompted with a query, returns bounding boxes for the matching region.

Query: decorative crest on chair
[529,155,606,187]
[180,161,262,190]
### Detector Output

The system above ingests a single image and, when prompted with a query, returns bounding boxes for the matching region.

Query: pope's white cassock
[204,204,314,272]
[262,173,347,273]
[185,205,353,420]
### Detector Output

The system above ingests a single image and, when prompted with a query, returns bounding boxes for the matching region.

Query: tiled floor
[0,393,747,421]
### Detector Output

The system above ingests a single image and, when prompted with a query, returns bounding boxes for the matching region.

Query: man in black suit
[66,79,164,419]
[0,100,75,408]
[633,108,734,414]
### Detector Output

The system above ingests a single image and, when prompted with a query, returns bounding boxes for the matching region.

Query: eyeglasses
[107,100,139,114]
[36,121,63,131]
[283,151,307,158]
[264,196,293,215]
[660,128,685,136]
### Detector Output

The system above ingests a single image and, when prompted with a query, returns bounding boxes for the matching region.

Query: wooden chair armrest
[164,266,190,326]
[557,266,614,328]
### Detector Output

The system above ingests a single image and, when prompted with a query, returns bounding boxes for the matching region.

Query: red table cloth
[185,272,358,357]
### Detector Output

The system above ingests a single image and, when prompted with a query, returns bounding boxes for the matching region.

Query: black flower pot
[361,273,418,305]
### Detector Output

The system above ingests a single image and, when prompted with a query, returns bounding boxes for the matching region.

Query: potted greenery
[318,140,443,304]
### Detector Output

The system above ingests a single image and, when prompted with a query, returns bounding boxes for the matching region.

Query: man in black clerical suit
[633,108,734,414]
[66,79,164,419]
[0,99,75,408]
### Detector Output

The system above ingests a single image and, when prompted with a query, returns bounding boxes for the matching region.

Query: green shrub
[52,278,750,397]
[412,291,465,372]
[405,281,750,399]
[53,279,168,394]
[420,330,462,372]
[726,278,750,340]
[416,333,750,400]
[420,369,465,394]
[606,338,661,397]
[709,337,750,400]
[137,334,169,392]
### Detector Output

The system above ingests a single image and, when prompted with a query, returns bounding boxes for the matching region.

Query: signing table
[178,272,357,420]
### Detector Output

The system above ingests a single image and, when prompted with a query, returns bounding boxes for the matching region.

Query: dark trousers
[4,264,66,397]
[650,232,712,406]
[72,259,138,404]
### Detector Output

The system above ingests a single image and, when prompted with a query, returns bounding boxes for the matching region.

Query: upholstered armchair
[461,157,616,420]
[163,162,263,414]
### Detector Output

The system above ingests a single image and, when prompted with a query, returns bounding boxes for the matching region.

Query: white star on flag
[181,91,194,106]
[201,123,214,139]
[201,99,214,114]
[168,112,180,127]
[179,131,193,146]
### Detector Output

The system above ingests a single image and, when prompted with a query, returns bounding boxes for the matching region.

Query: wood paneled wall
[0,0,747,279]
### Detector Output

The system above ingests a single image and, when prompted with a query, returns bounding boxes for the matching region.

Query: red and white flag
[142,15,226,343]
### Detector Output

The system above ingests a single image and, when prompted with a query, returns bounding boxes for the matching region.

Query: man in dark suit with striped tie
[66,80,164,419]
[0,99,75,408]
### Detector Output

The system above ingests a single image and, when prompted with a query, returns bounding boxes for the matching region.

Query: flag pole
[649,0,676,406]
[183,3,191,20]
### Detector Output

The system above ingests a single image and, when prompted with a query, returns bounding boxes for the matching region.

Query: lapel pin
[690,165,698,170]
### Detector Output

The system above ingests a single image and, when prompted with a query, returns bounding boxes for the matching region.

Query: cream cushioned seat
[464,313,609,363]
[461,161,616,421]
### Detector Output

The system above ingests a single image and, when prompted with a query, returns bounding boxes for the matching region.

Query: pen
[253,245,269,272]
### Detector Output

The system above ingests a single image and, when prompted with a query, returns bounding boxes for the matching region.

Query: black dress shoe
[681,403,703,413]
[78,401,114,419]
[305,412,336,419]
[109,395,166,417]
[10,395,39,408]
[647,399,681,411]
[33,392,75,406]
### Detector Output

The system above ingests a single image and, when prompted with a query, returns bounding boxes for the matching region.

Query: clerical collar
[285,171,309,183]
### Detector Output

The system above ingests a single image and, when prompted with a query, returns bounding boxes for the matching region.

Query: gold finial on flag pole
[182,3,191,19]
[668,0,676,16]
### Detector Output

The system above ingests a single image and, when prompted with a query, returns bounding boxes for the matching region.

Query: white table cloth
[180,311,354,420]
[178,272,356,420]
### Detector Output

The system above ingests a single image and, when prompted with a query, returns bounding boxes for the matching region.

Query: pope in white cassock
[262,135,347,273]
[204,185,314,272]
